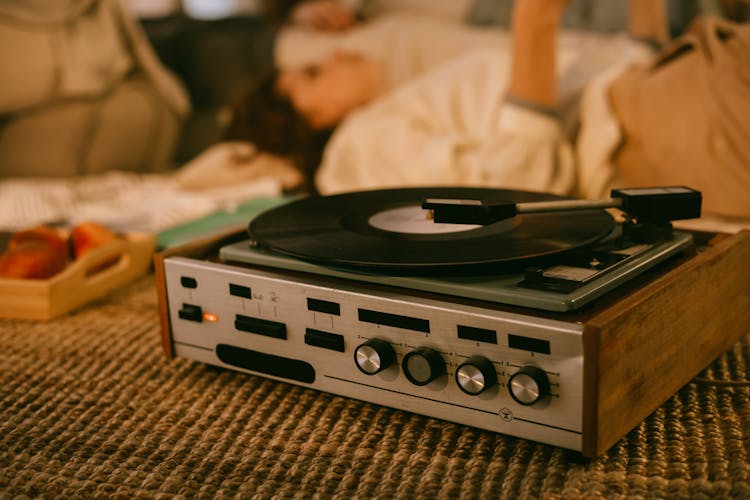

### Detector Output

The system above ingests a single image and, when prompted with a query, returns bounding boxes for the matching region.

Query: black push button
[229,283,252,299]
[307,298,341,316]
[235,314,287,340]
[180,276,197,288]
[457,325,497,344]
[508,334,550,355]
[304,328,345,352]
[178,303,202,322]
[358,308,430,333]
[216,344,315,383]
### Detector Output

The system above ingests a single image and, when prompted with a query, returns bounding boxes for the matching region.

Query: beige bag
[0,0,190,177]
[609,16,750,218]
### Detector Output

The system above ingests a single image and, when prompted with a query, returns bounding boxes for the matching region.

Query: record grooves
[248,188,615,272]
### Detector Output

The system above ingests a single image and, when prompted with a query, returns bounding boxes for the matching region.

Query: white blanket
[0,162,281,233]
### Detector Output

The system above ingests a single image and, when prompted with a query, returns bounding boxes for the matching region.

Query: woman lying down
[223,0,750,220]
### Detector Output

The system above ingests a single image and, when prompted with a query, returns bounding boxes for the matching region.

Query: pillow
[609,16,750,218]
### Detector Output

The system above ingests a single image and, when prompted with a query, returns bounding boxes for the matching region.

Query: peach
[0,241,68,279]
[8,226,68,257]
[0,226,69,279]
[69,222,118,259]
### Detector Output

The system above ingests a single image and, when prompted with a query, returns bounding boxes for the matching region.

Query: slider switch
[178,303,203,322]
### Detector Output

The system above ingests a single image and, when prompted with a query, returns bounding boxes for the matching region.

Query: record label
[248,187,615,272]
[368,206,481,234]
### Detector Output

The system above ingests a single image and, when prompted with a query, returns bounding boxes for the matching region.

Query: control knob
[354,338,396,375]
[402,347,446,386]
[508,365,550,406]
[455,355,497,396]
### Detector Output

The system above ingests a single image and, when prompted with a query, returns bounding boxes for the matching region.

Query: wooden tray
[0,232,156,320]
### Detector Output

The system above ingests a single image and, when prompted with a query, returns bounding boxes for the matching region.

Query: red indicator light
[203,313,219,322]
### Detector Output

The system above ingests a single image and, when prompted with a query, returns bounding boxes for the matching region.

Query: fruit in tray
[0,227,69,279]
[0,223,119,280]
[70,221,118,259]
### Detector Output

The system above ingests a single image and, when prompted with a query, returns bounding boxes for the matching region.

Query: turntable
[155,187,750,456]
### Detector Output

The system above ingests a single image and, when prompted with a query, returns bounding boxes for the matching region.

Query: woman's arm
[627,0,669,45]
[260,0,356,30]
[507,0,668,109]
[506,0,569,109]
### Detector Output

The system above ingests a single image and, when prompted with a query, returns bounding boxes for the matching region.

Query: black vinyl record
[248,187,615,272]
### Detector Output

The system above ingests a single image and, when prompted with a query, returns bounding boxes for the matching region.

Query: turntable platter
[248,187,615,271]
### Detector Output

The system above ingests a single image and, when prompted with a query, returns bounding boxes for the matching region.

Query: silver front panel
[164,257,585,451]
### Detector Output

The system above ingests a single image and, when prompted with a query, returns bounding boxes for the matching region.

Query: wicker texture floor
[1,276,749,499]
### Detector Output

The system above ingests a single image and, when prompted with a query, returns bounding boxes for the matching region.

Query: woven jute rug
[1,275,749,499]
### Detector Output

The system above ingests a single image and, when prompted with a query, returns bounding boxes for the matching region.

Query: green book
[156,196,292,249]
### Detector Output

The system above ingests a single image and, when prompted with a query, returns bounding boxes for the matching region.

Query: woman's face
[276,51,385,130]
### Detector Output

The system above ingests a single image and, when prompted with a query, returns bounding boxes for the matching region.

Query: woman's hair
[224,69,332,193]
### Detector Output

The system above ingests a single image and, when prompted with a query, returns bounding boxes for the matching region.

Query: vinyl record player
[155,187,750,456]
